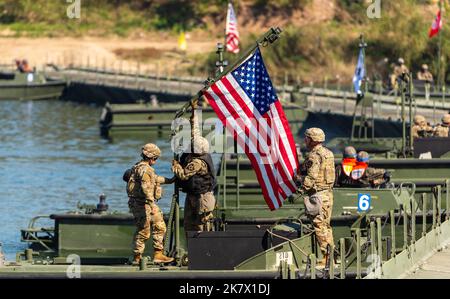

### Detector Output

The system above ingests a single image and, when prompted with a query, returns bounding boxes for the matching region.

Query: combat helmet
[357,151,370,163]
[413,115,426,126]
[192,136,210,154]
[305,128,325,142]
[141,143,161,159]
[343,146,357,158]
[442,114,450,125]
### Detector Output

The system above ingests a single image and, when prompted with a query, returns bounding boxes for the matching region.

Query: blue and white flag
[352,48,365,95]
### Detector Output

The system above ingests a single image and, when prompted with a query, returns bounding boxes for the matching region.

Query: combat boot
[316,256,328,269]
[153,249,174,264]
[131,253,141,265]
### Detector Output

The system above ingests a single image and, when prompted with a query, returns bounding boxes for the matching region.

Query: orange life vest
[341,158,357,177]
[351,162,368,180]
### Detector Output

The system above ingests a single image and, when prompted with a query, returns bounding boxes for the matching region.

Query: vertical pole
[400,79,407,157]
[437,0,443,91]
[403,205,408,249]
[433,192,437,229]
[310,254,316,279]
[422,193,427,236]
[376,218,382,264]
[370,221,376,258]
[411,198,416,244]
[356,228,361,279]
[236,143,240,209]
[223,127,227,209]
[390,210,396,257]
[175,199,180,255]
[437,185,442,226]
[446,179,450,221]
[408,73,414,154]
[339,238,346,279]
[329,245,335,279]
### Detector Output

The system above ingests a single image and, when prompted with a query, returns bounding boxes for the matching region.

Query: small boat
[0,71,66,101]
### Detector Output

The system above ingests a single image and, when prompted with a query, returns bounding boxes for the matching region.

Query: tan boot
[153,249,174,264]
[316,255,328,269]
[131,253,141,265]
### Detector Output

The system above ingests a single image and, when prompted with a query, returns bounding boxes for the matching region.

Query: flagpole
[437,0,443,90]
[174,27,283,119]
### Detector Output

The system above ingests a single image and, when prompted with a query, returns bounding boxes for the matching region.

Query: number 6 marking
[358,194,371,212]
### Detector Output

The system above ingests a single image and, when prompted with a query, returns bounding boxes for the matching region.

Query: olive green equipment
[165,27,284,265]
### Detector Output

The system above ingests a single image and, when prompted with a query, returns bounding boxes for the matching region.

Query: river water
[0,100,176,260]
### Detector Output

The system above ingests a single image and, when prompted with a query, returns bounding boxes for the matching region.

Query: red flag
[203,48,299,210]
[429,10,443,38]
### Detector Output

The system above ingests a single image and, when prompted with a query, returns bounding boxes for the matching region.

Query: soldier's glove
[288,189,305,204]
[171,160,180,172]
[166,175,176,184]
[191,98,199,110]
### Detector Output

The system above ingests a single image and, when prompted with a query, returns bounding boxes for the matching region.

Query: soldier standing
[334,146,357,187]
[417,64,434,83]
[172,101,216,236]
[434,114,450,137]
[298,128,335,267]
[127,143,175,265]
[412,115,433,139]
[390,58,410,89]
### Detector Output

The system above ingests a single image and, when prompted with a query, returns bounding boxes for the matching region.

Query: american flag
[225,2,240,54]
[203,48,299,210]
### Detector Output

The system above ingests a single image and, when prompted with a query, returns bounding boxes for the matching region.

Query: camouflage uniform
[126,144,173,263]
[434,114,450,137]
[172,111,216,233]
[172,157,216,232]
[411,115,433,139]
[300,128,335,257]
[390,58,409,88]
[417,65,433,82]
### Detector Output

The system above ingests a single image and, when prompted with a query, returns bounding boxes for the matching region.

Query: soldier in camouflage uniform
[298,128,335,267]
[412,115,433,139]
[127,143,175,265]
[417,64,434,83]
[433,114,450,137]
[172,101,216,236]
[390,58,410,89]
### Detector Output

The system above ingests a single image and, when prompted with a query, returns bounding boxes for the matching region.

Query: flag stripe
[218,77,295,198]
[204,90,279,210]
[208,81,285,206]
[203,48,298,210]
[225,76,297,192]
[205,85,278,210]
[226,3,240,53]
